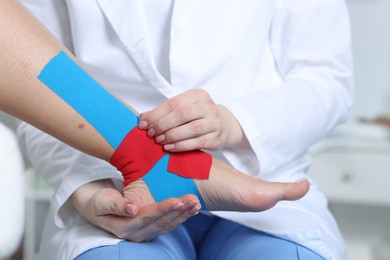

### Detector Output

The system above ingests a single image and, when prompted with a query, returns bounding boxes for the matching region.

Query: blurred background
[1,0,390,259]
[307,1,390,259]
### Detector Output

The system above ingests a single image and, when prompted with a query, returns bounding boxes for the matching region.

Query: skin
[139,89,248,152]
[0,0,310,242]
[71,179,201,242]
[0,0,199,237]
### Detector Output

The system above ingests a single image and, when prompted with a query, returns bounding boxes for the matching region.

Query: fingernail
[189,205,201,216]
[147,128,156,137]
[155,135,165,143]
[187,199,200,208]
[164,144,175,151]
[125,204,137,216]
[138,120,148,129]
[172,202,184,210]
[295,178,307,184]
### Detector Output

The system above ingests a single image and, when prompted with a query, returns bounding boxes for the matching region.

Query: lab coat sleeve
[221,0,354,177]
[17,122,123,228]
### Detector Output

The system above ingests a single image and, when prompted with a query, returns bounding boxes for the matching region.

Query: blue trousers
[76,213,324,260]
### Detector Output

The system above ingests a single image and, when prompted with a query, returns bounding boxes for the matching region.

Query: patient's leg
[37,52,309,212]
[0,1,309,212]
[124,158,309,212]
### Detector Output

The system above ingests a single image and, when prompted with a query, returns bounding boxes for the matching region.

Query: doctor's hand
[138,89,249,152]
[71,179,201,242]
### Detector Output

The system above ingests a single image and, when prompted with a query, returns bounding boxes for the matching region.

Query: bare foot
[194,158,310,211]
[123,179,156,208]
[125,158,309,212]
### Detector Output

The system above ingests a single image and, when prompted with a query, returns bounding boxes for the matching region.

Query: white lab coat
[17,0,354,259]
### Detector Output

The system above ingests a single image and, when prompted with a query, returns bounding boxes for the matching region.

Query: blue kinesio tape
[38,51,138,149]
[39,51,206,208]
[143,155,206,209]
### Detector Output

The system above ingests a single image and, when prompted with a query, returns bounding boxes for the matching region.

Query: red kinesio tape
[168,150,211,179]
[110,127,211,187]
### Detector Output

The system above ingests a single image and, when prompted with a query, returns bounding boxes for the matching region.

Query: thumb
[124,202,139,217]
[94,188,140,217]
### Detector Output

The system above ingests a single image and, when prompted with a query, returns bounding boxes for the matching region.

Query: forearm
[3,1,309,216]
[0,1,208,208]
[0,0,114,161]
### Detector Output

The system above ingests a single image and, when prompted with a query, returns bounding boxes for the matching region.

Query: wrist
[218,105,250,149]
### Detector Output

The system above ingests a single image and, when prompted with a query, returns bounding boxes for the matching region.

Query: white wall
[347,0,390,120]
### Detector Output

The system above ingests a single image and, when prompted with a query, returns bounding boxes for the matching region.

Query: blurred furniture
[23,168,53,260]
[308,125,390,260]
[0,123,25,259]
[309,141,390,207]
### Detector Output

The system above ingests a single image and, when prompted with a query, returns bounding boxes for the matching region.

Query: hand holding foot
[71,180,201,243]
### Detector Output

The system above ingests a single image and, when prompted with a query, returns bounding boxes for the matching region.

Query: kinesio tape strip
[110,127,211,187]
[38,51,137,149]
[38,51,210,208]
[143,155,206,209]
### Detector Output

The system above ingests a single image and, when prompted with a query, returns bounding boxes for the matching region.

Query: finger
[146,103,206,137]
[164,132,222,152]
[133,195,201,241]
[139,92,195,129]
[164,194,202,223]
[95,198,185,242]
[139,89,207,130]
[131,198,185,228]
[145,201,201,241]
[163,194,201,218]
[138,102,173,130]
[121,198,186,242]
[146,195,201,232]
[150,195,202,239]
[155,118,216,145]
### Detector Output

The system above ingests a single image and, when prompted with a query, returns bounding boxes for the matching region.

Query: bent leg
[193,216,324,260]
[0,0,309,214]
[75,225,195,260]
[39,51,310,212]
